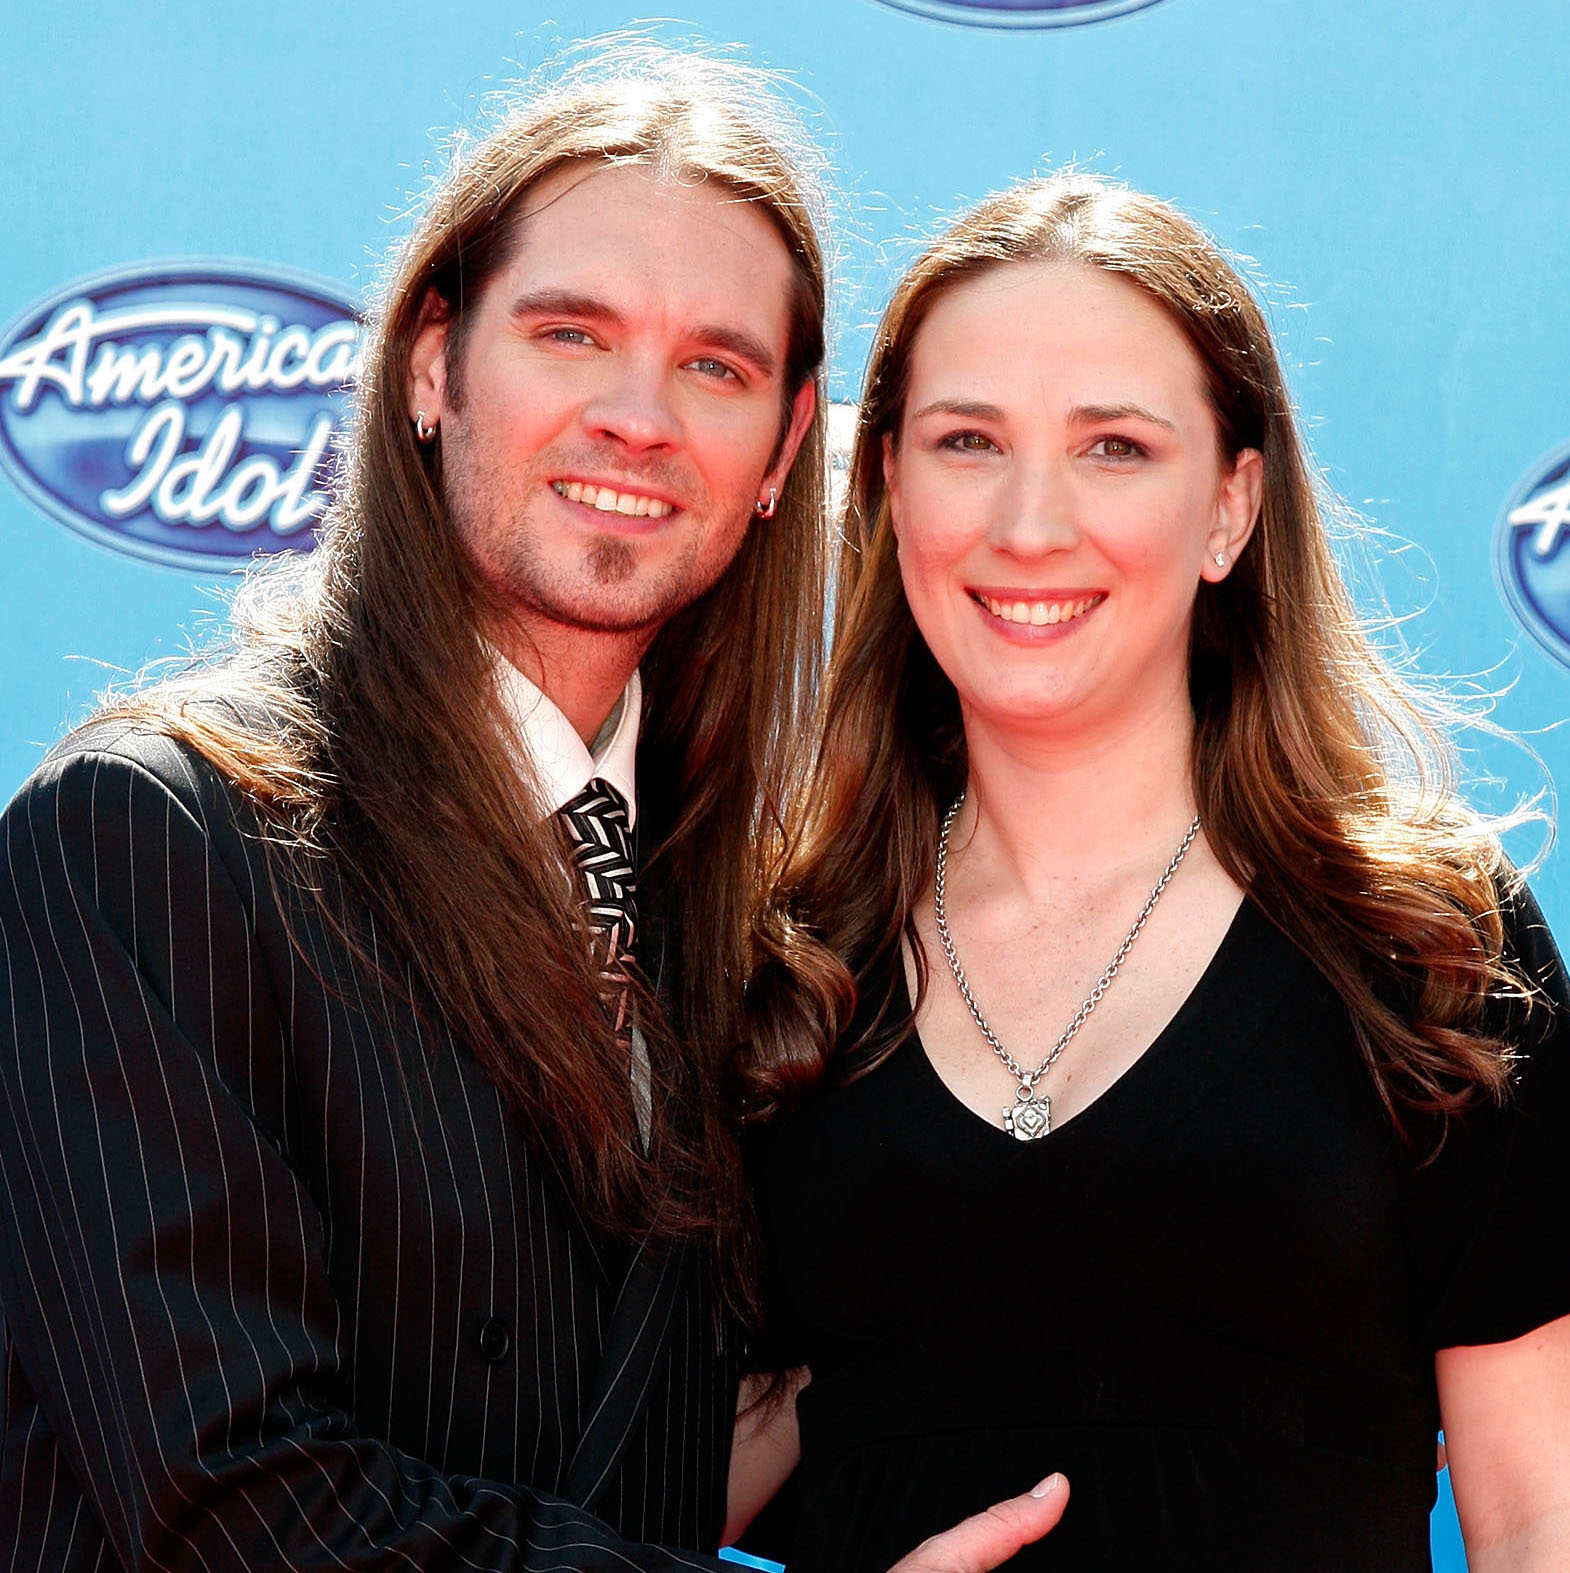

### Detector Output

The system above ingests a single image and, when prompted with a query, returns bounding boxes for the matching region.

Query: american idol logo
[871,0,1168,29]
[1495,441,1570,670]
[0,262,361,571]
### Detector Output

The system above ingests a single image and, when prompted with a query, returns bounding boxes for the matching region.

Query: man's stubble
[447,462,746,639]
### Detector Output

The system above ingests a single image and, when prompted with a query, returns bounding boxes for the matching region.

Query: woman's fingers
[888,1474,1069,1573]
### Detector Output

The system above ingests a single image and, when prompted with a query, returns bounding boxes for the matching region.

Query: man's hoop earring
[753,487,778,520]
[414,412,438,445]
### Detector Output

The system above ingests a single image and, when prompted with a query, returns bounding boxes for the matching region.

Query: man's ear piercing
[414,412,439,445]
[1214,552,1227,568]
[754,487,778,520]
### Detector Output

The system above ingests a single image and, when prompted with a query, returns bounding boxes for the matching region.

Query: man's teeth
[551,480,673,518]
[977,592,1103,626]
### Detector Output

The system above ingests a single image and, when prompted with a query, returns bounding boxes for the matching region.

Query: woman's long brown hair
[742,172,1532,1144]
[95,47,833,1303]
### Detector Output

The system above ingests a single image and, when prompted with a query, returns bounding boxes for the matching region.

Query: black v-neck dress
[757,892,1570,1571]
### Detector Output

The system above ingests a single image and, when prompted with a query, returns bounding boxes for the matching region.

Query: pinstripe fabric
[0,725,738,1571]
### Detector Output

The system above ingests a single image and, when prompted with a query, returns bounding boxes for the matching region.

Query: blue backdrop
[4,3,1567,1565]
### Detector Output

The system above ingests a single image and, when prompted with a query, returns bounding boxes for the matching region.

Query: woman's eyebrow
[908,398,1179,431]
[910,398,1006,423]
[1071,401,1177,431]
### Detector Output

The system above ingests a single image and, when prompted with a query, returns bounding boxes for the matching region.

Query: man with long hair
[0,43,1063,1573]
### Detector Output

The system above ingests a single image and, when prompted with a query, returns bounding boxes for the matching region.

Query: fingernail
[1030,1473,1063,1498]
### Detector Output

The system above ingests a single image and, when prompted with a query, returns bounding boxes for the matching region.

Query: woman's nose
[988,460,1081,556]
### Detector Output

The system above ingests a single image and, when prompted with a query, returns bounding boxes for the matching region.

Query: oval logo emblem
[1495,441,1570,670]
[0,261,361,572]
[871,0,1168,28]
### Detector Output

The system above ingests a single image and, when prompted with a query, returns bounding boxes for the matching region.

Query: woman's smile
[968,588,1107,632]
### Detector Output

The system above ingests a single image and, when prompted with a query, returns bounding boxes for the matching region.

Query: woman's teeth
[977,592,1104,626]
[551,480,673,518]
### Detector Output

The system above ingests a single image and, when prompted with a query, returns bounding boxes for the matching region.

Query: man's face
[408,160,815,642]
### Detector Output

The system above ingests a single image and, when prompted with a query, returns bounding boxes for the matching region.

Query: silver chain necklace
[932,795,1201,1142]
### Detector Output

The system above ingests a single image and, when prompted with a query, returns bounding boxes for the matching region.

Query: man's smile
[550,478,677,518]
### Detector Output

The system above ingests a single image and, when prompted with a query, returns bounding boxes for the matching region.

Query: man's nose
[582,354,680,453]
[988,458,1081,555]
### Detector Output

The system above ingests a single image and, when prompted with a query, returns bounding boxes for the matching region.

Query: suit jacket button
[478,1316,511,1363]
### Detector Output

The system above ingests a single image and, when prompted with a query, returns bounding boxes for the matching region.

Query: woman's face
[886,260,1261,742]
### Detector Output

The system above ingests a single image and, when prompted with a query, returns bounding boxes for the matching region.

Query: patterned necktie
[559,780,651,1146]
[559,780,637,1030]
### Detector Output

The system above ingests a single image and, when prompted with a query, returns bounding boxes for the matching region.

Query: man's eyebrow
[1070,401,1177,432]
[909,398,1006,423]
[507,290,778,379]
[690,324,777,380]
[508,288,626,325]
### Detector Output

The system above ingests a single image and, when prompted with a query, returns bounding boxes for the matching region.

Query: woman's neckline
[899,891,1266,1153]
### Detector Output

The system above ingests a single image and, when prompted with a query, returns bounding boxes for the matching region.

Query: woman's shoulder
[1496,871,1568,1018]
[1486,868,1570,1143]
[1400,865,1570,1350]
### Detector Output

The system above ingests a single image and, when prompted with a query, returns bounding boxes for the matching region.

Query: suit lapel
[562,1234,696,1512]
[563,783,698,1513]
[632,791,670,998]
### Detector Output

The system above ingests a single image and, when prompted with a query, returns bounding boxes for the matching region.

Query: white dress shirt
[493,659,642,827]
[493,656,653,1146]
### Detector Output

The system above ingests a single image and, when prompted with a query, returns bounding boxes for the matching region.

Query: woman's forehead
[905,261,1210,418]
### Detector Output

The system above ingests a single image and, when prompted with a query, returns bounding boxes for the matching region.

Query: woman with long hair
[734,174,1570,1569]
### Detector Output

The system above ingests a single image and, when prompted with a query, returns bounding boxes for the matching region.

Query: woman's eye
[940,431,998,453]
[1090,435,1143,460]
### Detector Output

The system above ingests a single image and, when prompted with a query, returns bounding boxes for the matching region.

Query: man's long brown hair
[742,172,1530,1142]
[100,46,832,1289]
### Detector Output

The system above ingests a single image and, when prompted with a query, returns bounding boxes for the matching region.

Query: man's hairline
[440,153,821,422]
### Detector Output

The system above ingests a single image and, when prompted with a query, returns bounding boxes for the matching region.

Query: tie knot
[559,780,633,875]
[559,779,636,949]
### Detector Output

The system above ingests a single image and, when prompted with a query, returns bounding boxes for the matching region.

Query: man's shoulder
[6,718,268,873]
[21,718,226,806]
[44,715,213,773]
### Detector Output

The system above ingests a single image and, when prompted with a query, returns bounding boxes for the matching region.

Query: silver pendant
[1003,1091,1051,1142]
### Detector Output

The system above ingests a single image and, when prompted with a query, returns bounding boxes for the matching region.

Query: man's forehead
[507,160,796,314]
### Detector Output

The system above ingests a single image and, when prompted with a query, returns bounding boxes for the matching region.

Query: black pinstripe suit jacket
[0,724,738,1571]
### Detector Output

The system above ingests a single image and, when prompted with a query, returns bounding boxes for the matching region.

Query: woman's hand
[723,1368,810,1546]
[1438,1310,1570,1568]
[725,1370,1069,1569]
[887,1474,1070,1572]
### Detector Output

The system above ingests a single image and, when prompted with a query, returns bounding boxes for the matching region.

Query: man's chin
[472,508,742,634]
[521,584,693,638]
